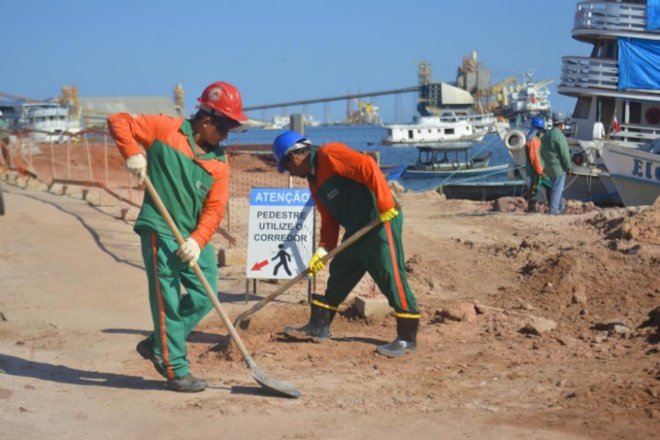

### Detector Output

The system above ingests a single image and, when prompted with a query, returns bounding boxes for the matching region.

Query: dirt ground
[0,161,658,439]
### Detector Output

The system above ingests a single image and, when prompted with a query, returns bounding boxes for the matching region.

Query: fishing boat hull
[438,179,527,201]
[601,143,660,206]
[402,162,509,179]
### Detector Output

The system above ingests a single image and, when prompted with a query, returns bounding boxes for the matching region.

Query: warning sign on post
[246,188,315,279]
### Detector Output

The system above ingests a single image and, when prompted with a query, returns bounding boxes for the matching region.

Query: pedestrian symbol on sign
[271,244,292,276]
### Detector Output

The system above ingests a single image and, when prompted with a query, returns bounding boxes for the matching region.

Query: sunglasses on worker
[211,116,242,133]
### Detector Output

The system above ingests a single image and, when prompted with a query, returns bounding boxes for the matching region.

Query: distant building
[77,97,181,129]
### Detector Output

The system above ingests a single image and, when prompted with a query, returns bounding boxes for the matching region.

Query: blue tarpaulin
[618,37,660,90]
[648,0,660,30]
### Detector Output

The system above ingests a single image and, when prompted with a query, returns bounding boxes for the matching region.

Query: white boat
[383,115,487,145]
[601,141,660,206]
[0,100,78,143]
[264,114,320,130]
[502,1,660,204]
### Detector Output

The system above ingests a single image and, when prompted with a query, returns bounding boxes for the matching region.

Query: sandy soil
[0,161,658,439]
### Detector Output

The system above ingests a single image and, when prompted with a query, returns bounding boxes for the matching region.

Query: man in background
[525,116,550,212]
[540,112,572,215]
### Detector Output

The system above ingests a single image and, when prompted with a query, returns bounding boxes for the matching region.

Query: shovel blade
[235,316,251,331]
[252,368,301,399]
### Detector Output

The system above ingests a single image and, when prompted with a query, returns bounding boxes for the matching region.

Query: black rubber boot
[284,294,336,342]
[377,316,419,357]
[136,338,166,378]
[166,374,207,393]
[527,199,538,213]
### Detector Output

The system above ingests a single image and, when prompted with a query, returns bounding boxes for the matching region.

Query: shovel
[233,216,383,331]
[143,176,301,399]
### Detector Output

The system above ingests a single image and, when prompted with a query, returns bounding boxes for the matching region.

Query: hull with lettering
[601,143,660,207]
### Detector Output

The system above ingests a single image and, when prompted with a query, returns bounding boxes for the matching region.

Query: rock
[439,303,477,323]
[354,296,391,318]
[26,177,47,191]
[16,175,29,188]
[64,185,84,200]
[492,196,526,213]
[49,183,66,195]
[521,316,557,335]
[609,324,631,336]
[571,286,588,305]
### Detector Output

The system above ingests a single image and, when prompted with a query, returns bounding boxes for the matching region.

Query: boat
[601,140,660,206]
[502,72,553,127]
[437,178,528,201]
[383,116,487,145]
[401,144,509,179]
[0,100,78,143]
[380,163,407,181]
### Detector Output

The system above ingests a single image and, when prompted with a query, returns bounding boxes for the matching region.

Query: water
[227,125,514,192]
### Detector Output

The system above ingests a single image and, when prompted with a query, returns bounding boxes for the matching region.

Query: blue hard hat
[531,116,545,129]
[272,130,309,173]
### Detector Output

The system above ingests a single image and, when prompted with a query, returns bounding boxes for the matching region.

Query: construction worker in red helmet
[107,81,248,392]
[272,130,420,358]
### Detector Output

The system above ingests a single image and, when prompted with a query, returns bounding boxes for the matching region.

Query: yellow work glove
[308,247,328,275]
[379,207,399,223]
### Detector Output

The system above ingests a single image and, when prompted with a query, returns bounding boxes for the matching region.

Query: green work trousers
[140,231,216,379]
[323,214,418,315]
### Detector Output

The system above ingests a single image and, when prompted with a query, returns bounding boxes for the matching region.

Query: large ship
[0,99,78,143]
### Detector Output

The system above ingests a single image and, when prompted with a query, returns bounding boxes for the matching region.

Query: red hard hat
[197,81,248,123]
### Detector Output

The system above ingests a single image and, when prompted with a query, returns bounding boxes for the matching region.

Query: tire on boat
[503,129,526,151]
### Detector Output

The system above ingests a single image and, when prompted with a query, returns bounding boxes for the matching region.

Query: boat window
[629,102,641,125]
[445,128,455,135]
[590,41,616,60]
[573,97,592,119]
[597,97,615,132]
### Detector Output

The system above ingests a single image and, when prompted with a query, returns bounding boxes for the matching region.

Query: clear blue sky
[1,0,585,123]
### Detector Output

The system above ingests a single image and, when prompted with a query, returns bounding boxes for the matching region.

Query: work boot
[376,315,419,358]
[165,374,207,393]
[284,294,337,342]
[527,199,538,213]
[136,338,166,378]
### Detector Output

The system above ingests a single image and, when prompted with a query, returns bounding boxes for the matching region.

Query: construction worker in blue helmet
[525,116,551,212]
[272,130,420,357]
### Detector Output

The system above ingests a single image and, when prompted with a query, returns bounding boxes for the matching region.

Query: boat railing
[438,113,495,125]
[611,124,660,144]
[559,56,618,90]
[573,2,653,38]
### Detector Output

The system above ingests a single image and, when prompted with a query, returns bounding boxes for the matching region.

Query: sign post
[246,188,315,291]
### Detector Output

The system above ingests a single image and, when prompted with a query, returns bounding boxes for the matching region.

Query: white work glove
[125,154,147,184]
[308,247,328,275]
[176,238,201,267]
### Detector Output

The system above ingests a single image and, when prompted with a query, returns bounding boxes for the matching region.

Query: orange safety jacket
[108,113,229,248]
[526,136,544,175]
[308,143,395,251]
